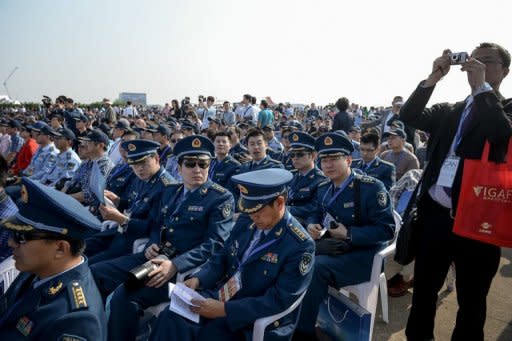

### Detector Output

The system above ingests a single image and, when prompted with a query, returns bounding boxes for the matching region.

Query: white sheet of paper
[168,283,206,323]
[436,156,460,188]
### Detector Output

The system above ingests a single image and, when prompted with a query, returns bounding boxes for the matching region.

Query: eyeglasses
[290,151,309,159]
[183,159,210,169]
[9,231,61,245]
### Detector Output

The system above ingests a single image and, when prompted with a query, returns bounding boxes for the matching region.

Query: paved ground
[373,248,512,341]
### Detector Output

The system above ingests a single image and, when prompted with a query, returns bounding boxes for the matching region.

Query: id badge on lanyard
[218,271,242,302]
[436,156,460,188]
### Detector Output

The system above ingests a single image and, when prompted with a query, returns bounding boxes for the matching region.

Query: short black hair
[207,96,215,103]
[243,94,252,101]
[46,234,86,256]
[246,128,265,141]
[335,97,350,112]
[213,131,231,140]
[476,42,511,68]
[360,133,380,149]
[260,100,269,108]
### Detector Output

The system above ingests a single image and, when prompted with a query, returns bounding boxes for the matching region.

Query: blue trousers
[149,309,243,341]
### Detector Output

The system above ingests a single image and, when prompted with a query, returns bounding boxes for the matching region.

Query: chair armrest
[252,291,307,341]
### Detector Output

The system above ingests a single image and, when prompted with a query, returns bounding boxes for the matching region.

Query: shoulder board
[269,158,282,164]
[67,281,88,311]
[354,173,376,184]
[211,183,227,193]
[318,179,330,187]
[160,174,174,187]
[289,224,308,242]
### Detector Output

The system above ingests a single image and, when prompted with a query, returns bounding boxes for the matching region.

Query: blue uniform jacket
[149,180,235,273]
[307,174,395,282]
[287,167,327,222]
[118,167,175,240]
[352,157,396,191]
[0,259,107,340]
[209,155,241,191]
[195,212,315,340]
[239,155,284,174]
[105,162,137,198]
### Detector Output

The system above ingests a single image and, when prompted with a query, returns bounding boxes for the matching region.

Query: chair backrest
[0,257,20,294]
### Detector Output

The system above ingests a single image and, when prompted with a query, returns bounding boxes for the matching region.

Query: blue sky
[1,0,511,106]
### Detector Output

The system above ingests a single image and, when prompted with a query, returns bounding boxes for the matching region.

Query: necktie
[241,229,263,263]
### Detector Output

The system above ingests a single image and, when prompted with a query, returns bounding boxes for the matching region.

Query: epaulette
[160,174,174,187]
[211,182,227,193]
[289,224,308,242]
[355,173,376,184]
[67,281,88,311]
[269,158,282,164]
[318,179,330,187]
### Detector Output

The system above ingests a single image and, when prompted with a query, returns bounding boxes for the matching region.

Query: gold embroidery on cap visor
[237,199,264,214]
[238,185,249,194]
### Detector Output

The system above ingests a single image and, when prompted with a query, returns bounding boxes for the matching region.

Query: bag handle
[481,137,512,163]
[327,296,349,324]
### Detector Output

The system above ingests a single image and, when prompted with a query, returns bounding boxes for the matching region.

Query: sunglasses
[9,231,61,245]
[171,139,180,143]
[290,151,309,159]
[183,159,210,169]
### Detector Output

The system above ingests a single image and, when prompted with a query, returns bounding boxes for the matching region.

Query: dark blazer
[332,111,354,133]
[400,82,512,211]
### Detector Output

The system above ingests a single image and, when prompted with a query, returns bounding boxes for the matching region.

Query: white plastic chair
[0,256,19,293]
[252,291,307,341]
[339,210,402,340]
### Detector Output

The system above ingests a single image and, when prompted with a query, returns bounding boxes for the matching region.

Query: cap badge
[324,136,333,146]
[192,138,202,148]
[292,134,299,142]
[127,143,136,152]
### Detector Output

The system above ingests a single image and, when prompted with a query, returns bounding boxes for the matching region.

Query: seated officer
[286,132,326,223]
[209,131,241,190]
[91,135,235,341]
[0,178,106,340]
[352,132,396,190]
[150,124,174,167]
[294,132,395,338]
[149,168,315,341]
[104,130,138,198]
[85,139,176,264]
[40,127,81,189]
[239,128,284,173]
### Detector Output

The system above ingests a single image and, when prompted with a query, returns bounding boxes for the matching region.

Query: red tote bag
[453,138,512,247]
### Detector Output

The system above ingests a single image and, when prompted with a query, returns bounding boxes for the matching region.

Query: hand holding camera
[425,49,452,86]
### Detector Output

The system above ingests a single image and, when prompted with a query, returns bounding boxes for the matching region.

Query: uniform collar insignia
[48,281,63,296]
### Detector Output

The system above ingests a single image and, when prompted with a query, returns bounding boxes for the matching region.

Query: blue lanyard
[236,234,278,271]
[453,99,474,150]
[208,159,219,179]
[159,145,171,160]
[109,164,128,181]
[322,173,354,208]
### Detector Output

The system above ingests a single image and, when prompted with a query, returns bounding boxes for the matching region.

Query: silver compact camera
[450,52,469,65]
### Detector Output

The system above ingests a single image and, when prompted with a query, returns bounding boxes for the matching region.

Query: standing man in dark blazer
[400,42,512,341]
[331,97,354,133]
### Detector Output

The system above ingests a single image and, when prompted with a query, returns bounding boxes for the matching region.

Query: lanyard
[237,233,279,271]
[109,163,128,181]
[322,173,354,208]
[208,159,218,179]
[159,145,171,160]
[453,99,474,151]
